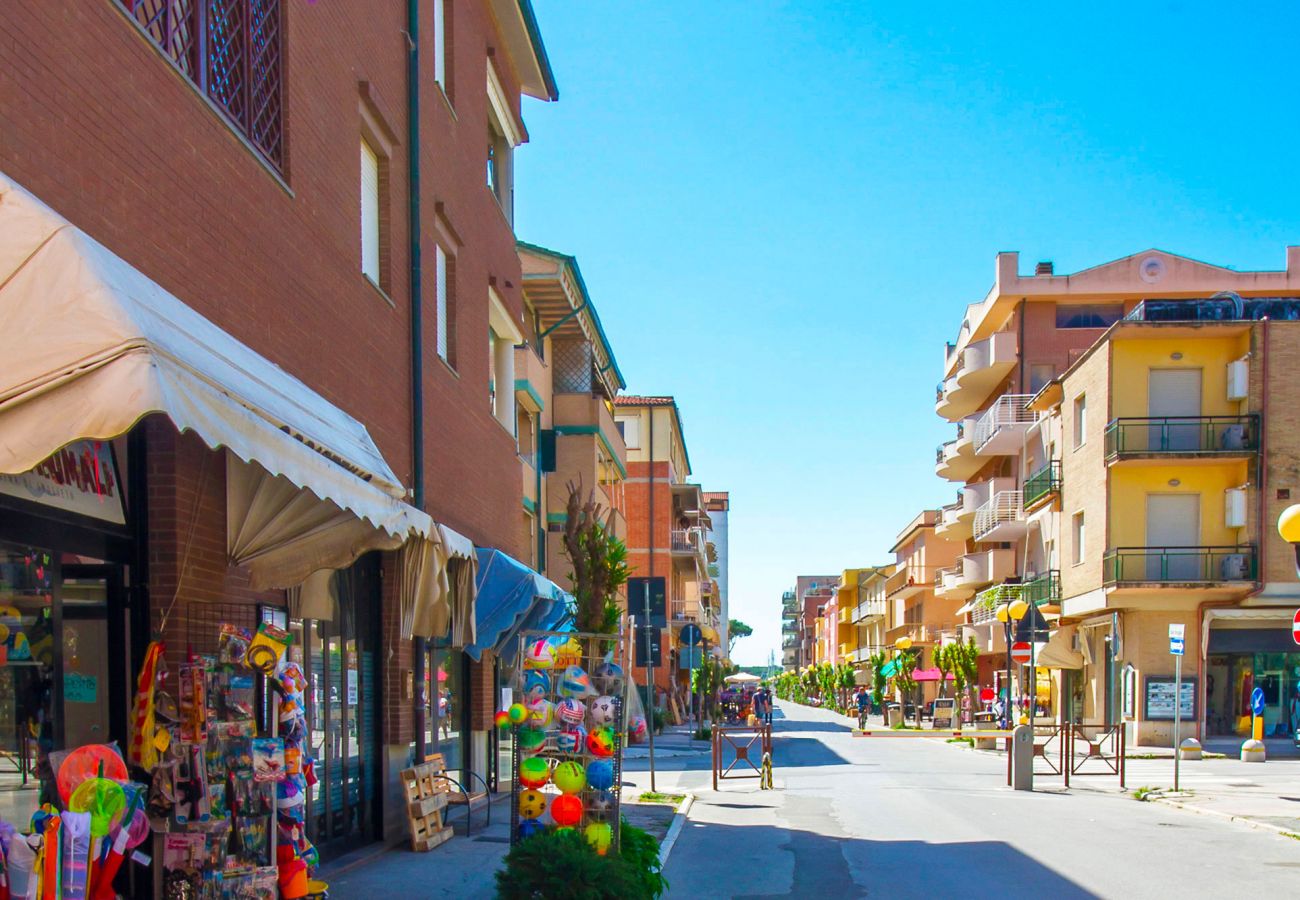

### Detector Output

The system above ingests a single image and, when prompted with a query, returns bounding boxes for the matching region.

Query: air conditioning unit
[1221,424,1246,450]
[1226,360,1249,400]
[1225,488,1247,528]
[1221,554,1247,580]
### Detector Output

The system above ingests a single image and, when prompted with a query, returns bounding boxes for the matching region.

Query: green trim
[553,425,628,479]
[523,496,537,514]
[514,378,545,411]
[517,0,559,101]
[546,513,568,524]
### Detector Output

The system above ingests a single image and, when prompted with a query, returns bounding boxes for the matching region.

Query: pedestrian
[1290,683,1300,738]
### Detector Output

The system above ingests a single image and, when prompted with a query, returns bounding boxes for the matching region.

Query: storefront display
[506,630,629,856]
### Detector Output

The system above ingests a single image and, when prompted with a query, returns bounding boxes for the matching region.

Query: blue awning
[465,548,574,662]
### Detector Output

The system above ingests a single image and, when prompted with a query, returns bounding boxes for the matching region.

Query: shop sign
[0,440,125,525]
[1144,676,1197,721]
[932,697,956,729]
[64,672,98,703]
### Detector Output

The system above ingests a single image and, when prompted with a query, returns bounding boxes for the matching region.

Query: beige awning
[0,172,431,588]
[1036,625,1084,669]
[399,525,478,641]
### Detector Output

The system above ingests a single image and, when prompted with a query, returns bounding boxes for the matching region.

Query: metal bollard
[1011,724,1034,791]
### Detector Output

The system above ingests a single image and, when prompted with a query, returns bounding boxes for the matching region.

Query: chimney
[1035,261,1054,276]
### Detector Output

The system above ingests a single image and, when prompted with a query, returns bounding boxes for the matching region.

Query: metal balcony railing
[973,490,1023,541]
[973,394,1036,452]
[1023,460,1061,508]
[1102,546,1257,584]
[1104,416,1259,457]
[1023,570,1061,606]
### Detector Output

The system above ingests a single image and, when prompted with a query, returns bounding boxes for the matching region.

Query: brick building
[0,0,563,871]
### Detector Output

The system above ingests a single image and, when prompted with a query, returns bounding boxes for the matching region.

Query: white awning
[0,172,429,586]
[1036,625,1084,670]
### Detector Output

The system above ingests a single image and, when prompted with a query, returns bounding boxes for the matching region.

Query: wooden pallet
[400,759,454,852]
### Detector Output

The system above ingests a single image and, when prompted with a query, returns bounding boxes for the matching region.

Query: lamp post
[995,599,1029,727]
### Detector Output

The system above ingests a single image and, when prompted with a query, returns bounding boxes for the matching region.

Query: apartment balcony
[782,636,798,650]
[953,548,1015,591]
[1023,460,1061,511]
[1023,570,1061,607]
[885,565,929,599]
[1102,546,1257,587]
[885,622,940,645]
[935,490,975,542]
[935,565,973,601]
[853,599,887,623]
[935,331,1018,422]
[972,393,1036,456]
[781,619,798,635]
[670,527,708,573]
[1104,416,1259,465]
[838,605,853,624]
[972,490,1026,543]
[838,642,857,659]
[934,417,981,481]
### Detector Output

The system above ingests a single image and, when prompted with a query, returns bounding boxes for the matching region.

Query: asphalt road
[643,701,1300,899]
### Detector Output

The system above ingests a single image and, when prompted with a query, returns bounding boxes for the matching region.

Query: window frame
[1071,511,1086,566]
[360,138,382,286]
[1072,394,1087,450]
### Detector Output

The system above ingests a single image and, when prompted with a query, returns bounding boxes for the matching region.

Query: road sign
[634,624,661,668]
[1251,686,1266,717]
[1169,623,1185,656]
[980,687,995,703]
[1292,609,1300,646]
[679,623,702,647]
[1010,642,1031,665]
[627,577,667,627]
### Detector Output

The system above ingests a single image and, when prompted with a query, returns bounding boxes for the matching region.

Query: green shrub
[495,822,667,900]
[619,821,668,899]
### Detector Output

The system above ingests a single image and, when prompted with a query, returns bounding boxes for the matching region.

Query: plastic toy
[554,637,583,668]
[550,794,583,828]
[558,666,594,699]
[585,759,615,791]
[518,727,547,756]
[589,695,618,726]
[507,703,529,725]
[587,789,617,821]
[556,726,586,754]
[584,821,613,855]
[517,818,545,840]
[556,698,586,725]
[519,757,551,790]
[593,661,625,695]
[57,745,129,805]
[523,670,551,701]
[523,639,555,670]
[494,711,511,730]
[627,715,648,744]
[586,727,616,758]
[527,698,554,728]
[552,761,586,795]
[518,789,548,819]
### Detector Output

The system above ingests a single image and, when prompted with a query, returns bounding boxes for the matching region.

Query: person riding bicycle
[856,687,870,728]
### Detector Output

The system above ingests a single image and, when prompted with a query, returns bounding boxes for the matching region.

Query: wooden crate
[401,757,454,852]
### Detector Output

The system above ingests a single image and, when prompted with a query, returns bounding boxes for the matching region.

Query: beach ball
[586,728,615,759]
[585,759,615,791]
[523,670,551,702]
[589,695,618,727]
[554,637,583,668]
[527,698,554,728]
[519,757,551,790]
[593,661,625,695]
[507,703,529,725]
[524,639,555,670]
[494,711,511,730]
[556,698,586,726]
[626,716,648,744]
[558,665,594,699]
[584,822,613,855]
[517,818,545,840]
[518,789,548,820]
[550,793,584,828]
[556,726,587,754]
[588,789,617,821]
[518,728,547,757]
[553,760,586,795]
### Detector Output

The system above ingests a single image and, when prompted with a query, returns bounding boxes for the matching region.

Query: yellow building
[1036,293,1300,747]
[839,566,895,668]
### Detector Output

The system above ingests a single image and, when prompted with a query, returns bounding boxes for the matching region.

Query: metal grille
[551,339,593,394]
[119,0,283,169]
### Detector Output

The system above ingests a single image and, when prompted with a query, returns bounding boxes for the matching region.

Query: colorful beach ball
[550,793,584,828]
[556,726,587,754]
[584,821,613,855]
[585,758,615,791]
[507,703,530,725]
[524,639,555,670]
[587,789,617,821]
[519,757,551,790]
[556,698,586,726]
[626,715,648,744]
[518,790,548,820]
[592,661,624,695]
[518,728,547,757]
[527,698,554,728]
[494,711,511,730]
[589,695,618,727]
[554,637,583,668]
[523,670,551,702]
[553,760,586,795]
[558,665,594,699]
[586,727,616,758]
[517,818,545,840]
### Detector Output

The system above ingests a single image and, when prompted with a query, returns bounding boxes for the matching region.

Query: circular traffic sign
[678,624,702,647]
[1010,642,1032,665]
[1292,608,1300,646]
[980,687,995,703]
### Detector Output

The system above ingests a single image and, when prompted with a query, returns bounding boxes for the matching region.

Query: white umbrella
[724,672,761,684]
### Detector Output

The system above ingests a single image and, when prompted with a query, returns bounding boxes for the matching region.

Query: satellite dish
[1139,256,1166,284]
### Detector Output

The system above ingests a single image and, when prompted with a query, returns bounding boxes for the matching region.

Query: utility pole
[644,580,657,792]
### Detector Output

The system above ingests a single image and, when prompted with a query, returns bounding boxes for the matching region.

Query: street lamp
[1278,504,1300,573]
[995,600,1029,726]
[894,636,914,722]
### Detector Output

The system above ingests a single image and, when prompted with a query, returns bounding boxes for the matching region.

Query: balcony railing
[973,490,1024,541]
[1102,546,1257,584]
[973,394,1036,453]
[1023,460,1061,508]
[1104,416,1259,458]
[1023,570,1061,606]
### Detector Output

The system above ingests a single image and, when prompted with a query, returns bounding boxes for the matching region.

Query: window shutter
[539,429,557,473]
[436,245,448,360]
[360,140,380,282]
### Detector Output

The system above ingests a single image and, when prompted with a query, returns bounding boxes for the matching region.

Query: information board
[1143,676,1197,721]
[931,697,957,729]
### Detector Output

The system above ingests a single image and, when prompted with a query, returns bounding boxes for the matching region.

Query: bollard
[1240,738,1266,763]
[1179,738,1202,761]
[1011,724,1034,791]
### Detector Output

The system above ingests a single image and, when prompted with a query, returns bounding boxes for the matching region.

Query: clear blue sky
[515,1,1300,666]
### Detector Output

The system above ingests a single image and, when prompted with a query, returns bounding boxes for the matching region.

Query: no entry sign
[1010,642,1032,665]
[1292,609,1300,646]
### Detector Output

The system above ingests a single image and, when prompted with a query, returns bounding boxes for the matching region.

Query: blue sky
[515,1,1300,665]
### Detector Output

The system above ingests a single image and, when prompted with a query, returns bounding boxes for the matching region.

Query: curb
[1148,795,1298,838]
[657,793,695,867]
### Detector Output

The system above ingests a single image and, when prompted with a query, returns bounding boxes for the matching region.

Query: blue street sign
[1170,638,1184,656]
[1251,686,1266,717]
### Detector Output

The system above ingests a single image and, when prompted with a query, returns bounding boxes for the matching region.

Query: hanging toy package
[243,624,291,676]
